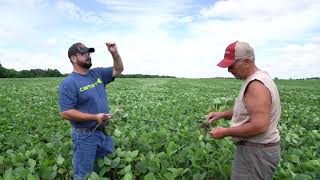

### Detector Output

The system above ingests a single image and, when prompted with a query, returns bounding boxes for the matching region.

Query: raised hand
[105,42,118,54]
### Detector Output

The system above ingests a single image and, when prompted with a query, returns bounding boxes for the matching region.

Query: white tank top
[231,70,281,143]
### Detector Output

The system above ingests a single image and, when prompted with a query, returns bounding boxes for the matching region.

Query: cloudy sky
[1,0,319,78]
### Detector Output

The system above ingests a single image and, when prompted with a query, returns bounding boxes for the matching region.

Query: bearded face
[75,53,92,69]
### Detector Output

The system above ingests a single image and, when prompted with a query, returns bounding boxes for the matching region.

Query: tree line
[0,64,63,78]
[0,64,176,78]
[3,64,316,79]
[118,74,176,78]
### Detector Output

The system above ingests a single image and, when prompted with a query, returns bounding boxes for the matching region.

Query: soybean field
[0,78,319,180]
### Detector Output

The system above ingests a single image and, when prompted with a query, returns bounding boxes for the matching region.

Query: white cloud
[200,0,312,19]
[45,38,58,47]
[311,36,320,42]
[56,0,81,20]
[0,0,50,44]
[177,16,193,24]
[0,0,319,79]
[181,0,320,78]
[260,42,320,78]
[0,50,70,72]
[96,0,195,14]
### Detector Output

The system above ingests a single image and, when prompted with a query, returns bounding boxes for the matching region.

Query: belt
[75,126,105,132]
[236,141,280,147]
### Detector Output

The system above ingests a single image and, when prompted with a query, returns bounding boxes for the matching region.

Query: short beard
[78,58,92,69]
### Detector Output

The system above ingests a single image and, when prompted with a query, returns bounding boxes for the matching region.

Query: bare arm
[111,51,123,76]
[206,110,233,122]
[60,109,97,121]
[224,81,271,138]
[210,81,271,139]
[60,109,111,124]
[220,110,233,120]
[106,43,124,77]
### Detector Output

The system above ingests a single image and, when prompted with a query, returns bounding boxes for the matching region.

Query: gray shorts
[231,144,281,180]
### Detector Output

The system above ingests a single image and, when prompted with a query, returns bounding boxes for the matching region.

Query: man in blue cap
[58,42,123,179]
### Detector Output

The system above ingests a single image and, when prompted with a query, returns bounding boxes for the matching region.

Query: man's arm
[211,81,271,139]
[221,110,233,120]
[60,109,97,121]
[206,110,233,123]
[111,51,123,77]
[224,81,271,138]
[105,43,124,77]
[60,109,111,124]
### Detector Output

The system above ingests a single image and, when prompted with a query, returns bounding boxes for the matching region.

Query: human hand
[105,42,118,54]
[96,113,112,125]
[210,127,227,139]
[206,112,224,123]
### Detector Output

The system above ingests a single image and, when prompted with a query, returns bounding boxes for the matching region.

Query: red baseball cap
[217,41,255,68]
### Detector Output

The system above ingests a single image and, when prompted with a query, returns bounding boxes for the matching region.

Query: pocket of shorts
[76,130,92,139]
[261,146,280,165]
[103,135,115,154]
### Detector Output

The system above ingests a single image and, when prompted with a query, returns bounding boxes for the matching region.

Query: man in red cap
[206,41,281,179]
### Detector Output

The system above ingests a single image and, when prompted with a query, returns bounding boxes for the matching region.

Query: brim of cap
[217,58,235,68]
[88,48,95,53]
[79,47,95,53]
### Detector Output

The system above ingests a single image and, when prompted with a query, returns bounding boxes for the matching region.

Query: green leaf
[114,129,122,137]
[97,158,104,168]
[104,157,112,166]
[293,174,313,180]
[167,168,188,176]
[57,168,65,174]
[213,98,222,105]
[292,133,299,139]
[144,173,156,180]
[123,172,133,180]
[13,167,28,178]
[27,174,36,180]
[193,173,206,180]
[0,156,4,165]
[4,168,14,180]
[24,150,31,158]
[120,165,131,175]
[57,155,64,165]
[135,161,147,174]
[111,157,120,168]
[88,172,100,180]
[99,167,107,177]
[28,159,36,168]
[164,172,176,180]
[287,154,299,163]
[130,150,139,158]
[198,135,204,141]
[301,160,320,171]
[28,159,36,173]
[117,150,126,158]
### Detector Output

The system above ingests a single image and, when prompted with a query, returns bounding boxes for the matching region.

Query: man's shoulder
[245,80,271,101]
[247,80,266,90]
[60,73,77,87]
[255,70,274,82]
[90,67,114,78]
[90,67,112,72]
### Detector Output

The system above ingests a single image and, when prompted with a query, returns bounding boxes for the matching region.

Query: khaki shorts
[231,144,281,180]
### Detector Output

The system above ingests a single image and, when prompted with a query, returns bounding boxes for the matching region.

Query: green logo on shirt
[79,78,102,92]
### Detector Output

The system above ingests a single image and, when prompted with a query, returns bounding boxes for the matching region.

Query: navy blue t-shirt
[58,67,114,128]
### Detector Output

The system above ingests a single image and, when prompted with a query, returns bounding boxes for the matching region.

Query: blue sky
[0,0,319,78]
